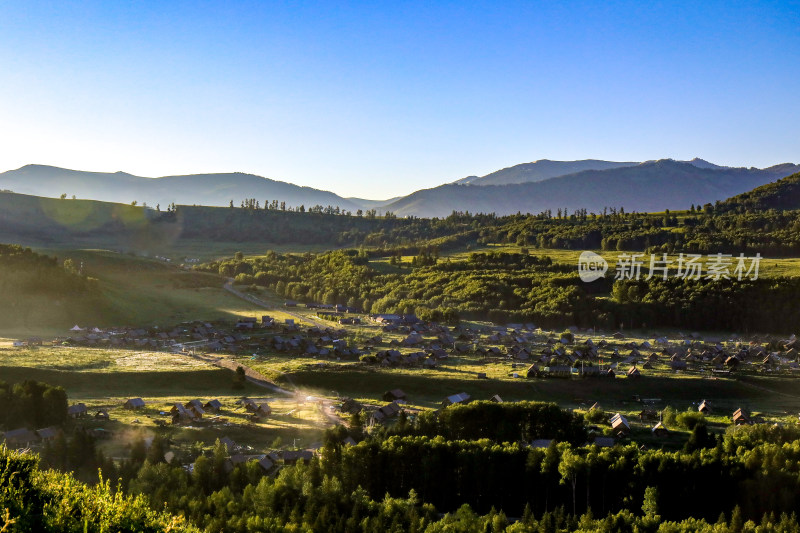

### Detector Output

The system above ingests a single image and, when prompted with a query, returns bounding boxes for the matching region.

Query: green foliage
[0,244,107,328]
[607,277,800,331]
[200,250,593,327]
[675,410,706,431]
[584,408,607,425]
[0,446,196,532]
[684,424,717,452]
[9,423,800,531]
[404,401,587,444]
[0,380,68,429]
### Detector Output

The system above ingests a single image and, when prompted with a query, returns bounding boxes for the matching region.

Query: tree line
[9,392,800,531]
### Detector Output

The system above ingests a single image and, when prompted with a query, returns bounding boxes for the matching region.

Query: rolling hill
[0,164,366,212]
[385,159,800,217]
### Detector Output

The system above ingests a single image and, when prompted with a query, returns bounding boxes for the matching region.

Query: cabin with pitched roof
[124,398,146,410]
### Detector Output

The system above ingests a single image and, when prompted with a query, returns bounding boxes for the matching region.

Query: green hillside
[720,171,800,212]
[0,245,267,338]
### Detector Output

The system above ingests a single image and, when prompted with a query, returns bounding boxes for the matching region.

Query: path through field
[180,348,345,426]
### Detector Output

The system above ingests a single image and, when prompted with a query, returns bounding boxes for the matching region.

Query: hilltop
[454,158,639,185]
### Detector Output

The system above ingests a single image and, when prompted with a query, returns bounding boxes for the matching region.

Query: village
[4,300,800,475]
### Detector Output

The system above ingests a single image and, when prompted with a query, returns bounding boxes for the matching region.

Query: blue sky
[0,1,798,198]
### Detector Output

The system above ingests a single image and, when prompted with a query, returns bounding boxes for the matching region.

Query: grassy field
[0,345,331,456]
[446,245,800,278]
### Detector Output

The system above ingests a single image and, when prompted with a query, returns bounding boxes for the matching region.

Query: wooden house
[610,413,630,435]
[442,392,471,407]
[124,398,146,410]
[204,399,223,412]
[733,408,750,425]
[3,428,39,448]
[382,389,407,402]
[67,403,88,418]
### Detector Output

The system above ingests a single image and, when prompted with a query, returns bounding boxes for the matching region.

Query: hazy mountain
[4,159,797,219]
[345,196,401,209]
[385,160,800,217]
[0,165,364,211]
[453,158,743,186]
[454,159,639,186]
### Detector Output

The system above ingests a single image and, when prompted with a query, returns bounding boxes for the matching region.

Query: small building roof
[67,403,88,415]
[124,398,146,408]
[443,392,471,406]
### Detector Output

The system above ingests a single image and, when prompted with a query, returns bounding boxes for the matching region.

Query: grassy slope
[0,249,269,338]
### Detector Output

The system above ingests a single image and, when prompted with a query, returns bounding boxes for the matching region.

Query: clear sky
[0,1,798,199]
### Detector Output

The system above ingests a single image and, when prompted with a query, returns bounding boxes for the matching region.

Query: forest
[200,249,800,332]
[0,380,68,429]
[179,185,800,257]
[8,395,800,532]
[0,244,94,297]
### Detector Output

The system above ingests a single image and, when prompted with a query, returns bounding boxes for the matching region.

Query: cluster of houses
[432,326,800,379]
[170,399,223,424]
[41,312,800,384]
[52,319,305,353]
[163,397,275,425]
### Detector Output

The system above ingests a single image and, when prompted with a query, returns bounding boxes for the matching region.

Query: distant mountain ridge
[454,159,639,185]
[453,157,759,186]
[0,164,367,212]
[385,159,800,217]
[2,158,798,218]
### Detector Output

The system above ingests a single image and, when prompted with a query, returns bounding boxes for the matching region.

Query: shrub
[584,408,607,424]
[676,410,706,430]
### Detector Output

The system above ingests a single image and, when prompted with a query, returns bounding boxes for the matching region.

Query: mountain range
[0,165,366,212]
[383,159,800,217]
[1,158,798,218]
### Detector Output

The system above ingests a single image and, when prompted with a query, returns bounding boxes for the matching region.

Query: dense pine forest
[8,396,800,532]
